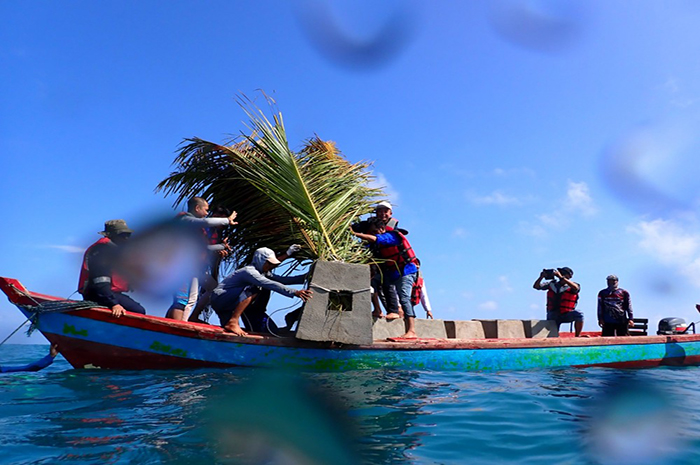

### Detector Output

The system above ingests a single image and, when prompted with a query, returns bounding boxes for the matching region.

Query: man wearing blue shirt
[352,217,420,339]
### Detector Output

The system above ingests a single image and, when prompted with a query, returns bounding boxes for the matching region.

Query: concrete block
[496,320,527,339]
[525,320,559,338]
[296,261,373,345]
[415,319,448,339]
[474,319,499,339]
[372,318,406,340]
[447,320,485,339]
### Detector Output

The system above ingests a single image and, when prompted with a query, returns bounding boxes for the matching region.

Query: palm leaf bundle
[157,96,383,267]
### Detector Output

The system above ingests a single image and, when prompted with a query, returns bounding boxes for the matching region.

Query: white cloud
[452,227,468,238]
[523,180,597,236]
[492,167,536,177]
[468,190,526,207]
[44,245,85,254]
[629,218,700,287]
[498,276,513,293]
[478,300,498,311]
[566,181,597,216]
[370,172,400,204]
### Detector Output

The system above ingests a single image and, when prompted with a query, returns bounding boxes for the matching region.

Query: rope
[18,300,102,314]
[0,318,31,348]
[308,284,371,294]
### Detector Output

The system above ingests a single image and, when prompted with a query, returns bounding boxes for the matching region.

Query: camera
[542,269,556,280]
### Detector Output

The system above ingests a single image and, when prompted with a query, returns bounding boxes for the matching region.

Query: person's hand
[598,320,604,328]
[295,289,313,302]
[286,244,302,256]
[426,310,434,319]
[49,343,59,358]
[111,304,126,318]
[553,269,563,279]
[228,211,238,225]
[628,319,635,327]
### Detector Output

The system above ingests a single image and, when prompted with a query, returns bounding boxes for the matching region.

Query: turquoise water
[1,345,700,464]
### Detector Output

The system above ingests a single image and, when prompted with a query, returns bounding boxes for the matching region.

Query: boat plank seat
[629,318,648,336]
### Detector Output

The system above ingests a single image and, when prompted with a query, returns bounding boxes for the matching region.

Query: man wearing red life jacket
[533,266,583,337]
[371,201,410,320]
[79,219,145,317]
[352,216,421,339]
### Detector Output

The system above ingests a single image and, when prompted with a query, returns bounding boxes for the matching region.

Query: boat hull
[3,277,700,371]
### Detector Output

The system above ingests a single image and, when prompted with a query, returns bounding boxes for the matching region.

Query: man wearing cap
[352,217,421,339]
[210,246,312,337]
[597,275,634,336]
[533,267,584,337]
[375,201,400,232]
[371,201,409,320]
[78,220,146,317]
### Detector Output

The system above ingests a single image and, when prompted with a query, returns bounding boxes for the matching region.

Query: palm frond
[156,96,383,266]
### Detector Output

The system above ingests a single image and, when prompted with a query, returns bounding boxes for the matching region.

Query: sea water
[1,344,700,465]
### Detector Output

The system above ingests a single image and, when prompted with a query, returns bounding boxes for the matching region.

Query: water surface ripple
[1,345,699,464]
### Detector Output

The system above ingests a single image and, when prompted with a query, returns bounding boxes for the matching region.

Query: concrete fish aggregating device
[296,261,373,345]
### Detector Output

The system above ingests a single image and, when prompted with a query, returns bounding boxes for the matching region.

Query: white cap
[376,201,392,211]
[259,247,281,265]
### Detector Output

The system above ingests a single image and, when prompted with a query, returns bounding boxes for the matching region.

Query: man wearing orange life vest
[78,219,145,318]
[533,267,583,337]
[351,216,421,339]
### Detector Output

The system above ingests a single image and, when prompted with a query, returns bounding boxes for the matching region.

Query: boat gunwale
[3,276,699,352]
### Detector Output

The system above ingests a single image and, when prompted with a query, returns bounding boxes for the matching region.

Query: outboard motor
[657,317,688,335]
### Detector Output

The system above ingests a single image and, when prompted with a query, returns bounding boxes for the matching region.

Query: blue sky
[3,0,700,342]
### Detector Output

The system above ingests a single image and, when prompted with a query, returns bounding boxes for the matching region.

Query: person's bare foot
[372,310,384,319]
[400,331,417,339]
[223,323,249,337]
[386,313,401,320]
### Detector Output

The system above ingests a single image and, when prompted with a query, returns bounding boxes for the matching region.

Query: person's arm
[597,291,604,327]
[554,269,580,293]
[87,244,123,316]
[270,273,309,286]
[625,290,634,325]
[533,270,547,290]
[351,230,377,243]
[244,269,311,299]
[0,344,58,373]
[421,283,433,319]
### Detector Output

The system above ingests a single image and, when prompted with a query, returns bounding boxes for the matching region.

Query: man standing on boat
[533,267,584,337]
[370,201,407,321]
[79,220,146,317]
[597,275,634,336]
[351,217,420,339]
[169,197,237,322]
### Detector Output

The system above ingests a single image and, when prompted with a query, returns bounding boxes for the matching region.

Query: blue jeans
[391,272,418,318]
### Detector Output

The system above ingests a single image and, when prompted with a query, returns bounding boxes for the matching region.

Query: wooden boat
[3,276,700,371]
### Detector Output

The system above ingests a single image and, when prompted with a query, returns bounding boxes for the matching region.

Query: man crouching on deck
[210,246,313,337]
[351,217,421,339]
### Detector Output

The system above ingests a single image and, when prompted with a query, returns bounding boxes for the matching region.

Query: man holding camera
[533,267,584,337]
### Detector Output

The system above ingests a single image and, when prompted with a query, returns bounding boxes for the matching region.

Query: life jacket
[375,231,418,275]
[78,237,129,295]
[411,271,424,305]
[385,217,399,231]
[547,285,579,314]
